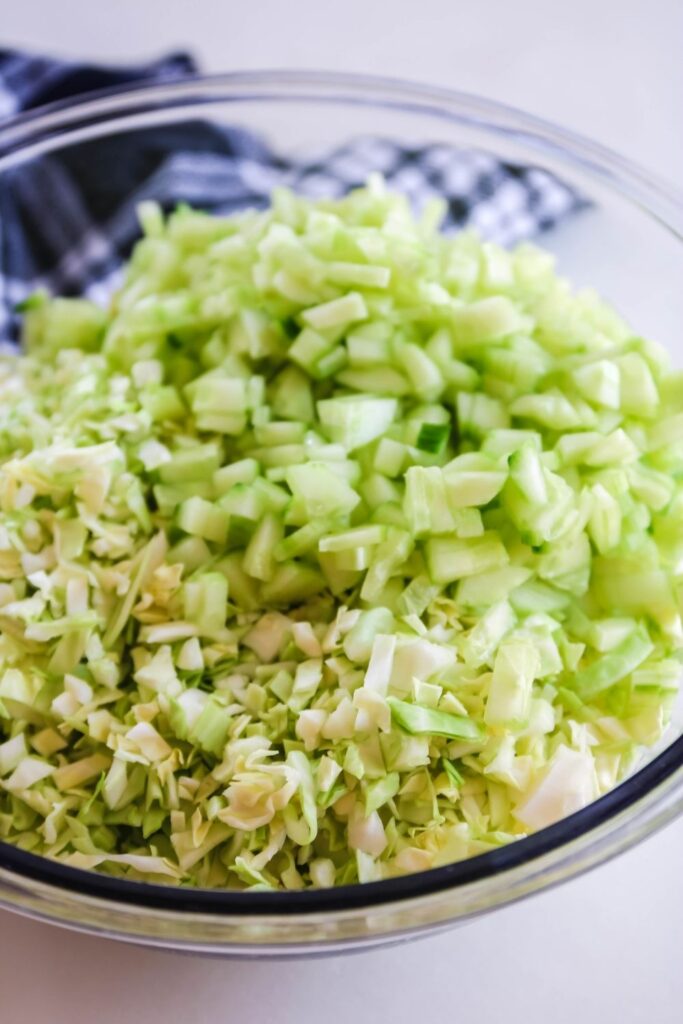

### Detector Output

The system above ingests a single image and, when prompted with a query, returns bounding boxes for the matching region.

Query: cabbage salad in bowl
[0,179,680,891]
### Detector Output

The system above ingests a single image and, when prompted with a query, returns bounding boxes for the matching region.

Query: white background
[1,2,682,1021]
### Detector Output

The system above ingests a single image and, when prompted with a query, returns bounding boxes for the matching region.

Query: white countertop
[1,2,682,1020]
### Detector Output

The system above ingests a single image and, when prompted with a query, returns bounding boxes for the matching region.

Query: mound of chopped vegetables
[0,180,681,890]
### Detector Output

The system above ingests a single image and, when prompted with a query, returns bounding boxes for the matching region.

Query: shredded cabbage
[0,181,680,890]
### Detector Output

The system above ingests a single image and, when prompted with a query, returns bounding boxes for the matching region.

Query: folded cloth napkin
[0,50,585,341]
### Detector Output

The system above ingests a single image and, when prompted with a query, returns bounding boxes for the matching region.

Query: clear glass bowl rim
[0,69,682,949]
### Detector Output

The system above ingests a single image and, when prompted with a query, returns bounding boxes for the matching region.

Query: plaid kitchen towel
[0,50,585,341]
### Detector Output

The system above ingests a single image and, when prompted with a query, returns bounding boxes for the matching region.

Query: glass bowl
[0,70,681,957]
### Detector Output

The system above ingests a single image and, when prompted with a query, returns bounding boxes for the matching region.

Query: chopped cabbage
[0,181,680,890]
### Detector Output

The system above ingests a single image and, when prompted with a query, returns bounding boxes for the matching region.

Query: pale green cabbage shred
[0,179,681,890]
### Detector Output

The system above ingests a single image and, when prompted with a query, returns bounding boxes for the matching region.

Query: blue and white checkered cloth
[0,50,586,341]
